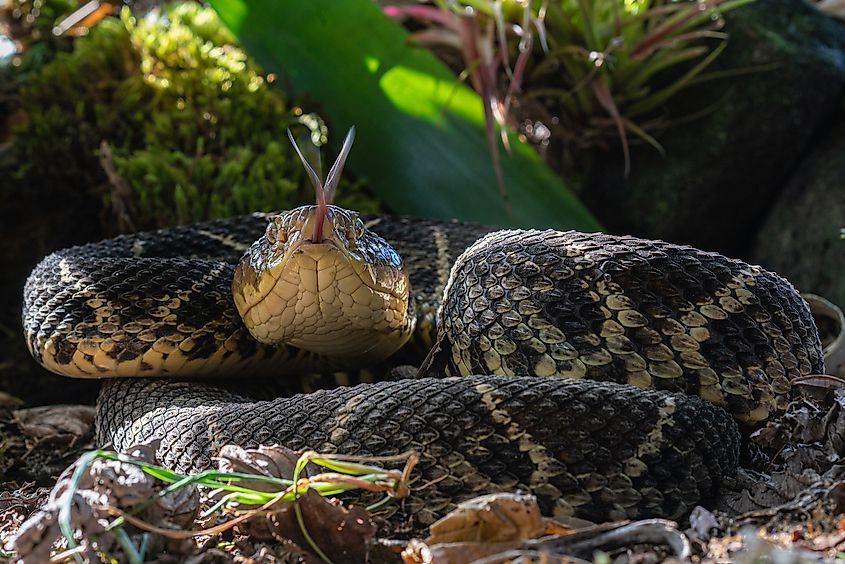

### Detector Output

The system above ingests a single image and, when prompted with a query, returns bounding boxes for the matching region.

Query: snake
[22,131,824,532]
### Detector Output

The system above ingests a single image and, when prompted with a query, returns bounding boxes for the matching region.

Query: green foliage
[12,16,141,190]
[389,0,752,174]
[10,3,375,230]
[530,0,753,150]
[0,0,88,162]
[208,0,600,231]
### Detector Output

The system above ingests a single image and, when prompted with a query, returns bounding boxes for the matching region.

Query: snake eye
[344,216,365,243]
[265,219,288,245]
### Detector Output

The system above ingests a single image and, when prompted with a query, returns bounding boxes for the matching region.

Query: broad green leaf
[207,0,601,231]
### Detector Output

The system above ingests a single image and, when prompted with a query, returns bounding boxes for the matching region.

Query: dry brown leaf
[215,443,383,559]
[216,444,319,494]
[240,488,377,562]
[427,493,545,545]
[13,405,95,441]
[542,515,595,536]
[406,517,686,563]
[402,538,524,564]
[794,375,845,403]
[794,375,845,390]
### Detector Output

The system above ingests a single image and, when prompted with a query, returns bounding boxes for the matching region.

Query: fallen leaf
[240,488,377,562]
[216,444,319,493]
[427,493,545,545]
[13,405,96,441]
[401,538,525,563]
[543,515,595,536]
[794,375,845,403]
[794,375,845,391]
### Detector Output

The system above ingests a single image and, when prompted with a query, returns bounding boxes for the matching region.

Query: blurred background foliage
[385,0,751,176]
[0,0,762,235]
[206,0,600,230]
[1,0,843,245]
[3,0,844,236]
[1,2,376,232]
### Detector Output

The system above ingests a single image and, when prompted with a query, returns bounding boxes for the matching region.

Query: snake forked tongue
[287,127,356,243]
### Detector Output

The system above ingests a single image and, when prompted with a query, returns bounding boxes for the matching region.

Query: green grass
[46,448,416,564]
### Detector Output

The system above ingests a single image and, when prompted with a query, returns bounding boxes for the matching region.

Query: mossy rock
[582,0,845,255]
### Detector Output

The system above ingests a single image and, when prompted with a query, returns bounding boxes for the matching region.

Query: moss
[12,17,141,190]
[10,3,379,230]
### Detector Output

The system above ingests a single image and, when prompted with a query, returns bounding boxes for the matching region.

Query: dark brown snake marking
[22,214,824,532]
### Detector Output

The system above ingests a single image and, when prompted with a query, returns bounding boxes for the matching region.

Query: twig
[48,545,87,563]
[526,519,692,560]
[98,140,137,233]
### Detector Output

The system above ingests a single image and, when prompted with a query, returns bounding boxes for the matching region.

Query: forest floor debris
[2,389,845,562]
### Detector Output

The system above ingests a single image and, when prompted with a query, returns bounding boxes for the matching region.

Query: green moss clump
[12,16,141,191]
[11,3,378,230]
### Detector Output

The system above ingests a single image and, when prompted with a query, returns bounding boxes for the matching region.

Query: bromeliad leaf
[207,0,601,231]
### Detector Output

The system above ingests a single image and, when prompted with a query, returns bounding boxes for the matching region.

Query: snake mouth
[233,227,412,363]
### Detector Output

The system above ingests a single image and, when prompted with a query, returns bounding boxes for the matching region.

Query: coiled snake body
[23,205,824,530]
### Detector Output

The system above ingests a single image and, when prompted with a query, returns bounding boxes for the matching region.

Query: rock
[582,0,845,255]
[752,119,845,311]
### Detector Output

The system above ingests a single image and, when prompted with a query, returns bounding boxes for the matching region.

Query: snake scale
[22,133,824,532]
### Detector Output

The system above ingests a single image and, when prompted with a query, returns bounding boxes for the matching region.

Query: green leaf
[207,0,601,231]
[626,40,728,117]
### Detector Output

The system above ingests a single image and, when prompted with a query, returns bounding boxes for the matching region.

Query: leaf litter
[5,386,845,561]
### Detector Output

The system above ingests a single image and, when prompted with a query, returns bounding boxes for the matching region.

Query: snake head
[232,131,414,364]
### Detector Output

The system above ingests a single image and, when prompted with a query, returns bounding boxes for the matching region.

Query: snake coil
[22,209,823,531]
